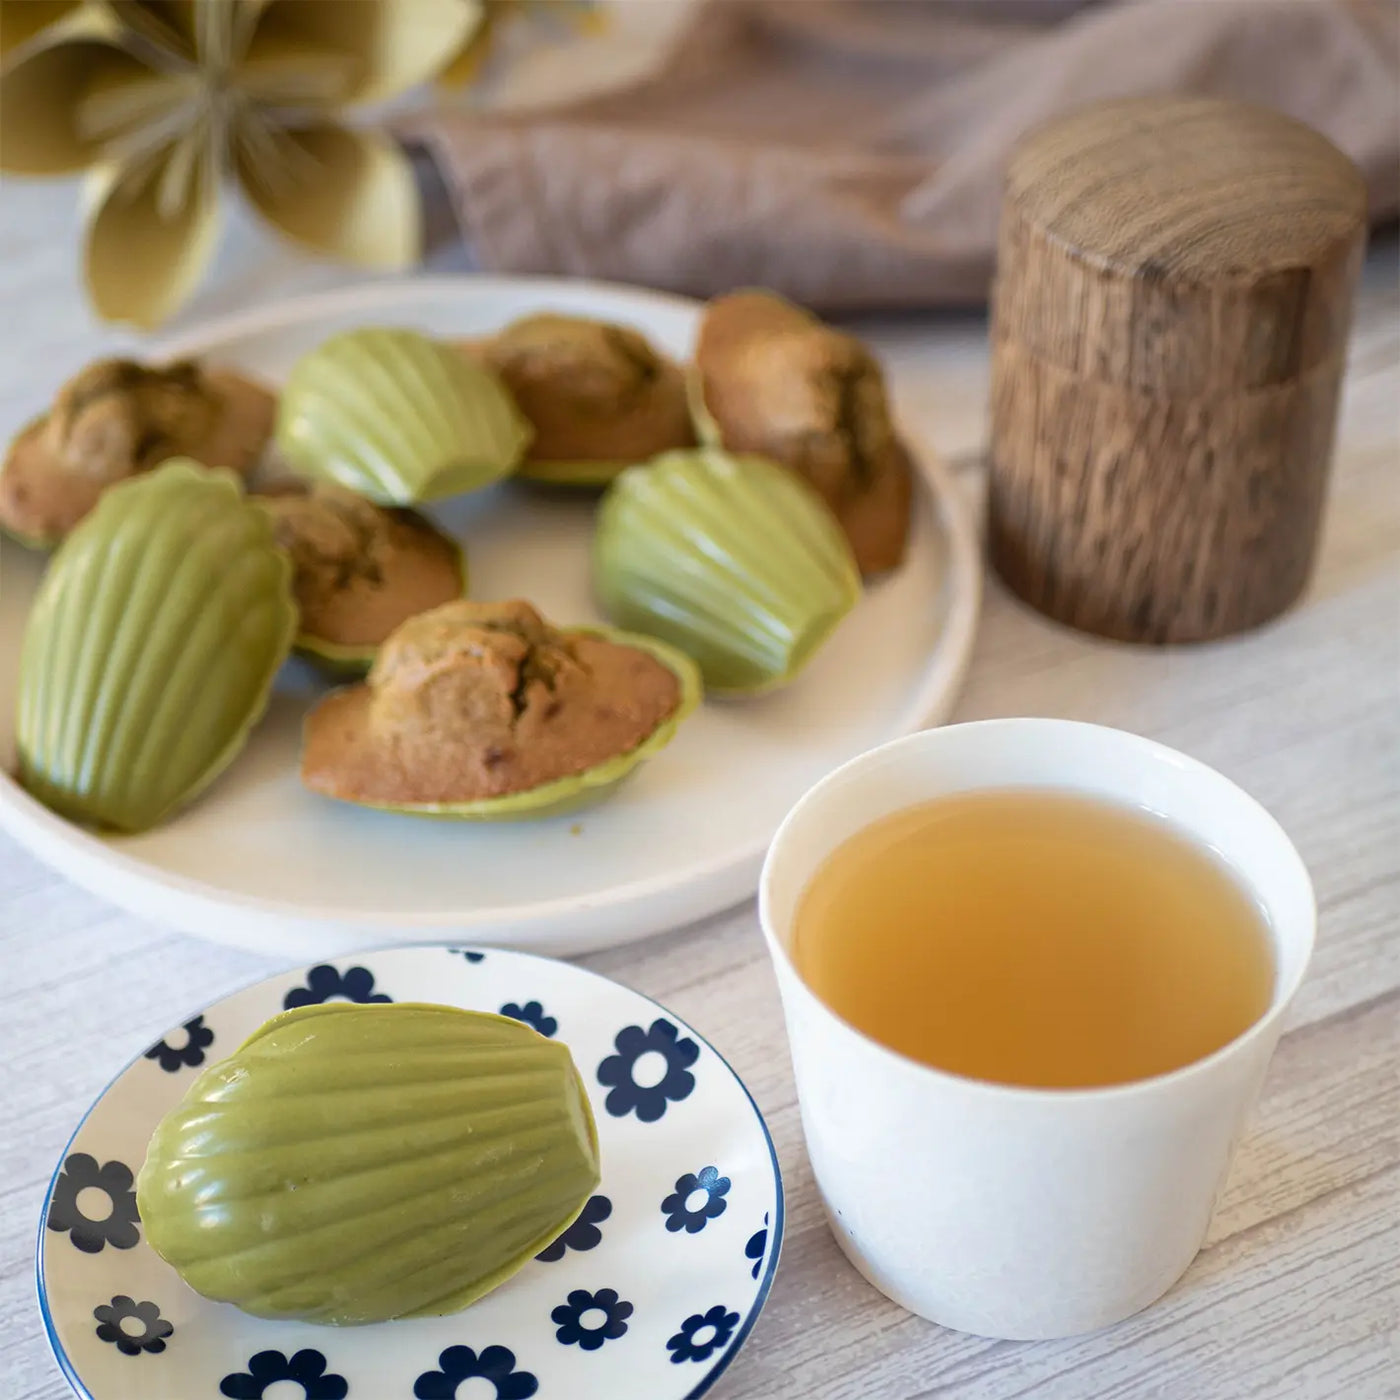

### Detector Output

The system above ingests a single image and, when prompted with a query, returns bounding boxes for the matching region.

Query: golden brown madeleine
[256,482,467,673]
[694,290,912,574]
[0,357,274,547]
[484,314,696,484]
[198,367,277,473]
[301,599,700,819]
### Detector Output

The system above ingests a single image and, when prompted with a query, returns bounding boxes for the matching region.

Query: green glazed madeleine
[137,1003,601,1326]
[594,447,862,694]
[15,460,296,833]
[276,328,532,504]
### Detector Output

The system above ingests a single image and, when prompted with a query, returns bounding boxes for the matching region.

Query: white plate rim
[35,942,786,1400]
[0,276,982,953]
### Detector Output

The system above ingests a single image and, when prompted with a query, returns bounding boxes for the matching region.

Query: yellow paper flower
[0,0,480,328]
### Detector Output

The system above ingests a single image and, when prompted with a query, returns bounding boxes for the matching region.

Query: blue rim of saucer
[35,942,785,1400]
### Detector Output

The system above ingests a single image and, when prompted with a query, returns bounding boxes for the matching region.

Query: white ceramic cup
[758,719,1314,1340]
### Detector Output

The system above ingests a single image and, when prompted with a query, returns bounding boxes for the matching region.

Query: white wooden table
[2,178,1396,1399]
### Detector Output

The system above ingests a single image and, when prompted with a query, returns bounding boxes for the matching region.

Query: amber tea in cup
[762,722,1313,1337]
[790,788,1275,1089]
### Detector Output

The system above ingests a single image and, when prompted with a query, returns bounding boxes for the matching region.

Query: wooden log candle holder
[988,97,1368,644]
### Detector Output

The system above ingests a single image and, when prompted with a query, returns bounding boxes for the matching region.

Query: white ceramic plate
[0,277,980,956]
[39,945,782,1400]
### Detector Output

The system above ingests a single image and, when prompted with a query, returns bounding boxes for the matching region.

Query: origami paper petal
[228,29,358,109]
[241,0,478,107]
[105,0,198,62]
[5,0,474,325]
[191,0,241,70]
[77,63,209,172]
[234,121,419,270]
[83,142,221,328]
[0,8,141,173]
[0,0,83,64]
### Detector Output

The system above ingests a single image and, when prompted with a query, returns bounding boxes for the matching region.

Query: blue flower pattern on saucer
[746,1213,770,1279]
[220,1348,348,1399]
[597,1018,699,1122]
[46,1154,140,1253]
[39,946,781,1400]
[284,964,392,1008]
[145,1014,214,1072]
[500,999,558,1037]
[536,1192,612,1261]
[662,1165,731,1234]
[414,1344,538,1398]
[93,1295,172,1355]
[552,1287,634,1350]
[667,1305,740,1364]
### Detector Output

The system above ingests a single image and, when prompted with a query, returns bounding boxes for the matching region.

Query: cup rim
[757,717,1316,1105]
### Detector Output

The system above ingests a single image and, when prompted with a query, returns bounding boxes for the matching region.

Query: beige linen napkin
[405,0,1399,310]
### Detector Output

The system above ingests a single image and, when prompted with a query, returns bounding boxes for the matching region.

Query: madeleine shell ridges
[275,328,532,505]
[15,460,296,833]
[137,1002,601,1326]
[594,448,862,694]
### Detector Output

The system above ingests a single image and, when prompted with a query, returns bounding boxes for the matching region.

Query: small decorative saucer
[38,946,783,1400]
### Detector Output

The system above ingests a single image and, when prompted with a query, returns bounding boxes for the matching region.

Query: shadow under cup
[757,719,1314,1341]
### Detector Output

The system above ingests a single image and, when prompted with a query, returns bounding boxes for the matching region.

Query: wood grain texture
[988,339,1346,642]
[989,96,1368,643]
[993,201,1367,395]
[0,174,1396,1400]
[996,97,1368,394]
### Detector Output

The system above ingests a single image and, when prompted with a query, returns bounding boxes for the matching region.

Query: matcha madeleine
[595,448,861,695]
[15,460,296,833]
[693,289,913,574]
[301,599,699,819]
[257,482,467,673]
[0,356,274,547]
[137,1002,601,1326]
[276,327,531,504]
[484,313,695,485]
